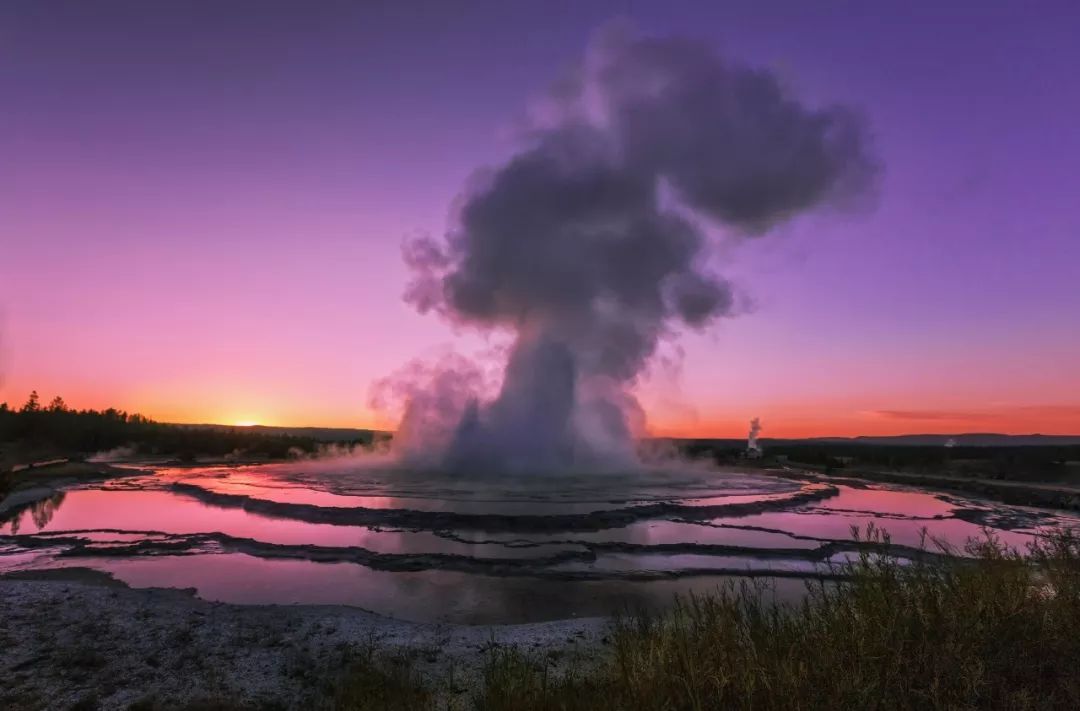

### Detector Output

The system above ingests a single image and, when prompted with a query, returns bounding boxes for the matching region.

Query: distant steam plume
[390,26,878,473]
[748,417,762,453]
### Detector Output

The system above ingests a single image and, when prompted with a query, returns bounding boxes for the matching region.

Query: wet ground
[2,461,1076,623]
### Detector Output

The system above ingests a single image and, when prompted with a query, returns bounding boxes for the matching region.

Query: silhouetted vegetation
[312,528,1080,710]
[679,437,1080,483]
[0,391,374,472]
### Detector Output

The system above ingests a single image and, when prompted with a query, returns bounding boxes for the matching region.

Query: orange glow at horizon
[2,2,1079,455]
[3,378,1078,439]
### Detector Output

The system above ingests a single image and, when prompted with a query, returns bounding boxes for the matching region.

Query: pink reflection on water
[607,521,821,548]
[176,474,638,513]
[0,490,573,557]
[719,511,1035,550]
[814,487,959,517]
[177,474,396,508]
[162,464,807,514]
[680,483,833,508]
[3,490,364,544]
[555,553,819,574]
[100,554,404,607]
[453,520,822,549]
[87,553,813,623]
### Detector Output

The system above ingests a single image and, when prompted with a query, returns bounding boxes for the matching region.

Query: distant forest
[3,391,1078,483]
[682,438,1080,483]
[0,391,375,466]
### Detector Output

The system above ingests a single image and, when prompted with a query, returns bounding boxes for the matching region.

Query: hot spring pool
[1,462,1075,623]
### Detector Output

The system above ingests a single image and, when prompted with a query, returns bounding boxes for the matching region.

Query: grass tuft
[469,526,1080,710]
[220,527,1080,710]
[332,644,435,711]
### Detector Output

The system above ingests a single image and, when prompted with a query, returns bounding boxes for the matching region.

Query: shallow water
[1,462,1074,623]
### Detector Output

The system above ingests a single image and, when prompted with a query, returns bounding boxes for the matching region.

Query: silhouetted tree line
[680,437,1080,482]
[0,391,369,462]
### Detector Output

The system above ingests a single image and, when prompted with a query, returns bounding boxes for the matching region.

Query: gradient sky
[2,1,1078,437]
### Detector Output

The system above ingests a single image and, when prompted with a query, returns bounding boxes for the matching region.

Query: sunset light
[2,3,1078,707]
[1,2,1076,439]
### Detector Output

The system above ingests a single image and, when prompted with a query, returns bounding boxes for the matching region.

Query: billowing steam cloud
[390,26,877,474]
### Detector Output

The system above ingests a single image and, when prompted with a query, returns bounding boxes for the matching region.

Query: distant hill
[803,434,1080,447]
[172,423,384,442]
[667,434,1080,447]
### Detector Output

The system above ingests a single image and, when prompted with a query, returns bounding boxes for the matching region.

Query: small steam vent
[747,417,763,459]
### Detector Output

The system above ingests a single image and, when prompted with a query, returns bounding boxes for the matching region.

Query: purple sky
[1,1,1078,436]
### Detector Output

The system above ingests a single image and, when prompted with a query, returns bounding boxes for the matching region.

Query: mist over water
[384,26,879,474]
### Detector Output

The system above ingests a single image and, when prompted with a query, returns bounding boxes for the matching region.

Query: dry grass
[329,526,1080,710]
[332,645,435,711]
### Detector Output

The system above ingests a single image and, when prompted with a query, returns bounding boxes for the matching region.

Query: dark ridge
[670,434,1080,447]
[817,434,1080,446]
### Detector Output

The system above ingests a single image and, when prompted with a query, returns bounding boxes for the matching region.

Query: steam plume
[393,26,877,473]
[748,417,762,453]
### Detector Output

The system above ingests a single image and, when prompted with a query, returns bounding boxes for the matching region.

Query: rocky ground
[0,568,609,710]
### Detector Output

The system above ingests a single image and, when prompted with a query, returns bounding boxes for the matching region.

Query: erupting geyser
[385,26,878,474]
